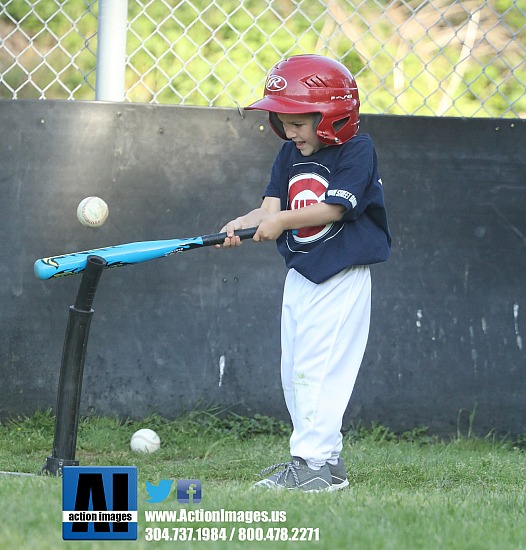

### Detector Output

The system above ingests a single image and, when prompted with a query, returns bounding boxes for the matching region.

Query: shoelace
[258,461,300,487]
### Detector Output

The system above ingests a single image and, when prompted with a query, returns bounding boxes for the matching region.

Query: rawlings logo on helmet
[266,75,287,91]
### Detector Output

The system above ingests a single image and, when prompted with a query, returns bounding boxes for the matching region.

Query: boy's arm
[218,196,281,247]
[219,198,345,247]
[256,201,345,241]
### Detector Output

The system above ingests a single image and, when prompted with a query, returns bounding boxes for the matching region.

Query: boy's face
[277,113,325,156]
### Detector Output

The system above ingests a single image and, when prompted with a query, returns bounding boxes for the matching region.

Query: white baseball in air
[130,428,161,453]
[77,196,109,228]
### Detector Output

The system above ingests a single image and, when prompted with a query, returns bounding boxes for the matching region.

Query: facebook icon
[177,479,202,504]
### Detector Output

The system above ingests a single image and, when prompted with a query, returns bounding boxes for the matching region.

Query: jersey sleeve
[323,135,378,221]
[263,143,289,200]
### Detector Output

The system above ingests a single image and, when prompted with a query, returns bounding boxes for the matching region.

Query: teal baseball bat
[34,227,257,280]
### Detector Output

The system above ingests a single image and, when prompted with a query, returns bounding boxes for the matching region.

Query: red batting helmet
[245,54,360,145]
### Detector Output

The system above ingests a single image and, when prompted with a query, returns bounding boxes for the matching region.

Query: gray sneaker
[253,457,332,492]
[327,458,349,491]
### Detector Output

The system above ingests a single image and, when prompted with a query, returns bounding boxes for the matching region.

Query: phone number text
[144,526,320,542]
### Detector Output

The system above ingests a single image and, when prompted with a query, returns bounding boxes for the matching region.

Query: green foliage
[165,410,291,439]
[1,0,524,116]
[345,422,439,445]
[0,0,97,99]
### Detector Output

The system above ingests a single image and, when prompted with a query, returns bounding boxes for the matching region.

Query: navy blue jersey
[263,133,391,283]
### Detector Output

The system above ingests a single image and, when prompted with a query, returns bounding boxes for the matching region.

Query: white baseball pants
[280,266,371,468]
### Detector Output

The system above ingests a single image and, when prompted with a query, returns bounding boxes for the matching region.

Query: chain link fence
[1,0,525,117]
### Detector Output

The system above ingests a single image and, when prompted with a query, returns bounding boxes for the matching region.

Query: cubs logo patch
[288,173,333,243]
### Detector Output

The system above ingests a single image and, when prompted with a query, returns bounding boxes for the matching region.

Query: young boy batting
[219,54,391,492]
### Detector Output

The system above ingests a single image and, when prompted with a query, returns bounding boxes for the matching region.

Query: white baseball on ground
[130,428,161,453]
[77,196,109,227]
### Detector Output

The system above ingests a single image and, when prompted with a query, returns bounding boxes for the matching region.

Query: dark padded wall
[0,100,524,436]
[1,100,287,423]
[352,116,525,436]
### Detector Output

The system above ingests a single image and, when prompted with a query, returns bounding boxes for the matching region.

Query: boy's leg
[280,269,301,428]
[281,266,371,468]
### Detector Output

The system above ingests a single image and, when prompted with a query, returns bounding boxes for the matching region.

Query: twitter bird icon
[145,480,173,503]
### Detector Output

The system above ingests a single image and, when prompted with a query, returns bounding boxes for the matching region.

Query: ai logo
[62,466,138,541]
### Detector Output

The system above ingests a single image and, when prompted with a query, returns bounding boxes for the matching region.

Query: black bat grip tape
[201,227,258,247]
[232,227,258,240]
[73,255,107,311]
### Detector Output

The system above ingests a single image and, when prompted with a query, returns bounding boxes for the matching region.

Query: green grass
[1,411,526,549]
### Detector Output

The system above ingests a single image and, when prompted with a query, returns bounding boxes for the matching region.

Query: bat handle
[232,227,258,240]
[202,226,258,247]
[230,227,296,239]
[229,227,296,239]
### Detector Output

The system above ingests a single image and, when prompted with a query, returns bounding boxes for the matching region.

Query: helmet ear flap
[312,113,322,131]
[317,112,359,144]
[268,112,287,140]
[333,116,350,132]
